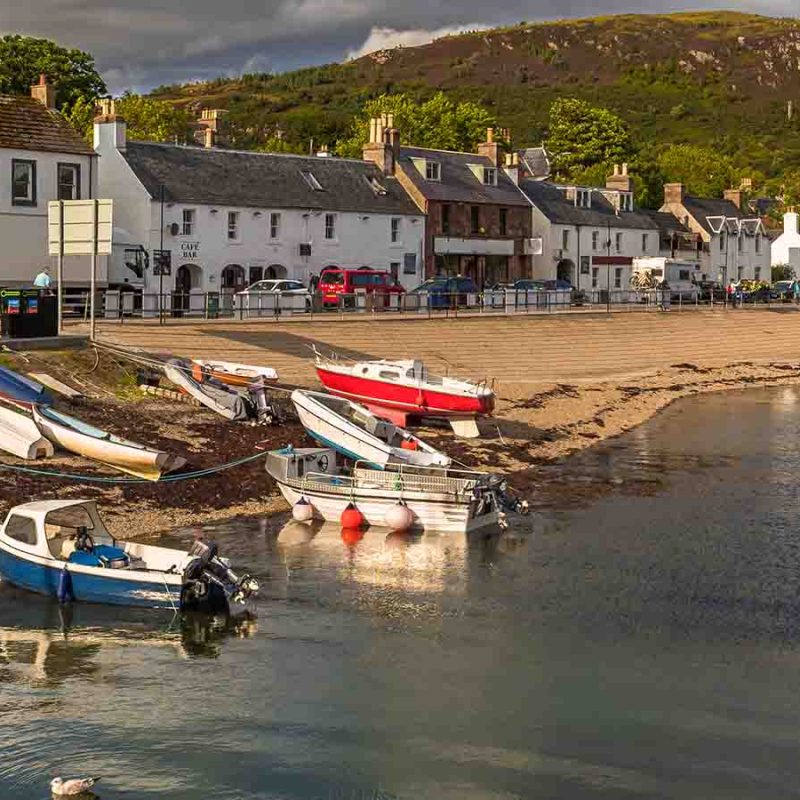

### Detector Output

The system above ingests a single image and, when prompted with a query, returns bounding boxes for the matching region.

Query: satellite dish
[168,222,179,236]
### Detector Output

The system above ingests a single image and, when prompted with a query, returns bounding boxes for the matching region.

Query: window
[470,206,480,235]
[576,189,591,208]
[592,231,600,251]
[615,232,623,253]
[403,253,417,275]
[738,234,744,252]
[580,256,590,275]
[57,163,80,201]
[755,233,762,254]
[269,212,281,240]
[679,269,691,281]
[182,208,196,236]
[249,266,263,285]
[324,213,336,240]
[755,267,762,280]
[300,170,324,190]
[641,233,649,252]
[614,268,623,289]
[720,232,726,251]
[441,204,451,234]
[227,211,240,241]
[562,229,570,251]
[592,267,599,288]
[499,208,508,236]
[620,193,633,212]
[5,515,36,545]
[483,167,497,186]
[391,217,401,243]
[390,262,400,282]
[11,159,36,206]
[425,161,441,181]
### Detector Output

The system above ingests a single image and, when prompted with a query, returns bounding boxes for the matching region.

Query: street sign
[152,250,172,276]
[48,199,113,256]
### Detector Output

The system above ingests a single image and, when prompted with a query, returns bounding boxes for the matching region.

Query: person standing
[660,280,671,311]
[33,267,52,293]
[792,277,800,305]
[727,281,736,308]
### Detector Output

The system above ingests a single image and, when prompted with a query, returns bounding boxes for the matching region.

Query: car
[317,266,405,307]
[408,276,480,308]
[694,280,726,303]
[235,279,312,313]
[771,280,794,301]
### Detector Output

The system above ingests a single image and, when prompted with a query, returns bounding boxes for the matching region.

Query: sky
[0,0,796,93]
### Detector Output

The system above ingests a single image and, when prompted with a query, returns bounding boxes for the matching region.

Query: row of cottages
[0,79,103,287]
[95,107,425,295]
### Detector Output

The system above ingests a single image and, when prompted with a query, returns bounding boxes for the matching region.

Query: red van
[318,266,405,307]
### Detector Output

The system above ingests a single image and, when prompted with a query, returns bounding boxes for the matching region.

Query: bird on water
[50,775,101,796]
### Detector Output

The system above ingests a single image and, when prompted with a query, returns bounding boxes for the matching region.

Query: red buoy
[340,502,364,530]
[341,527,364,546]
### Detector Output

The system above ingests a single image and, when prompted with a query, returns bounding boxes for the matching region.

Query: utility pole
[606,220,612,313]
[159,183,165,325]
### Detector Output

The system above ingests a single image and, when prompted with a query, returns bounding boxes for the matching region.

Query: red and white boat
[314,349,494,438]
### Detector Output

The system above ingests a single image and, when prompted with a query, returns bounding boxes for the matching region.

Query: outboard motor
[247,378,278,425]
[180,539,259,613]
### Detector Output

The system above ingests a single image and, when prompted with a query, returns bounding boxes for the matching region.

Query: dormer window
[575,189,591,208]
[425,161,441,182]
[619,192,633,212]
[301,170,324,191]
[483,167,497,186]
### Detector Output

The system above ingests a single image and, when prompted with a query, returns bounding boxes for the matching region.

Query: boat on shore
[291,388,451,470]
[0,367,52,409]
[165,358,251,421]
[313,349,494,438]
[191,359,278,388]
[0,500,258,611]
[0,405,53,460]
[266,446,524,534]
[32,405,186,481]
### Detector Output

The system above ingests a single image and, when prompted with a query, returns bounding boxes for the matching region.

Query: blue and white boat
[0,366,52,408]
[0,500,258,611]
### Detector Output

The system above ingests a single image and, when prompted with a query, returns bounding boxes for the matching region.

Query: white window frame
[562,229,570,251]
[390,217,401,244]
[269,212,281,240]
[11,159,36,206]
[425,161,441,182]
[301,170,323,191]
[615,232,623,253]
[227,211,240,242]
[324,212,337,241]
[592,231,599,251]
[57,163,80,201]
[182,208,196,237]
[641,233,648,252]
[483,167,497,186]
[614,267,623,288]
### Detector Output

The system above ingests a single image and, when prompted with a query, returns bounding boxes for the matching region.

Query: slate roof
[396,146,530,206]
[643,210,692,235]
[680,196,748,234]
[518,147,551,180]
[0,95,94,156]
[520,180,659,230]
[121,142,420,215]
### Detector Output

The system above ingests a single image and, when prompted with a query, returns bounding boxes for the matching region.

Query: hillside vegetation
[150,12,800,186]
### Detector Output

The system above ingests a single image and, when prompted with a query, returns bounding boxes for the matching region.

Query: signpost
[48,199,113,339]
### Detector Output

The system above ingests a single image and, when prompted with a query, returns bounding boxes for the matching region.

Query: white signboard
[48,200,113,256]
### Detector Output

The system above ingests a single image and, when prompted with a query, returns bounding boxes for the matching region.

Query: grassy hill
[151,11,800,179]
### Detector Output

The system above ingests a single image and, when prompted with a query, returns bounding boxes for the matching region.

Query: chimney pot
[622,163,628,176]
[486,127,494,144]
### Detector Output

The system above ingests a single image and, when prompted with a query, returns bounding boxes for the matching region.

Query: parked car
[771,280,794,301]
[408,276,480,308]
[694,280,726,303]
[740,285,772,304]
[235,279,312,312]
[318,266,405,307]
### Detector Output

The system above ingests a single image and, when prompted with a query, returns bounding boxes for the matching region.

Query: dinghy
[291,389,450,470]
[266,447,527,534]
[0,500,259,610]
[0,405,53,460]
[164,358,251,421]
[32,406,185,481]
[191,359,278,388]
[314,349,494,438]
[0,367,52,409]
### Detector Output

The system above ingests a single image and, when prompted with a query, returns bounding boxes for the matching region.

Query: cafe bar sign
[181,241,200,260]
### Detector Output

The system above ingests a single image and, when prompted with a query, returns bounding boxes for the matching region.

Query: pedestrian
[727,281,736,308]
[792,277,800,305]
[33,266,52,293]
[660,280,671,311]
[309,273,319,292]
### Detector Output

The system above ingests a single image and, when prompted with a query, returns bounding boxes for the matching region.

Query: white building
[94,108,424,304]
[0,77,100,287]
[771,211,800,273]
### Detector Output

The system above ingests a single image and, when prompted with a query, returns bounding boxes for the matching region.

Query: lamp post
[606,220,612,312]
[159,183,165,325]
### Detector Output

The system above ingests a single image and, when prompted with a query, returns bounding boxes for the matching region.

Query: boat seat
[68,544,130,569]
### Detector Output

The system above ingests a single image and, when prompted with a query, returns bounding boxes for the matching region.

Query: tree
[337,92,493,157]
[545,98,632,179]
[115,93,193,143]
[772,264,795,282]
[0,35,105,110]
[656,144,737,198]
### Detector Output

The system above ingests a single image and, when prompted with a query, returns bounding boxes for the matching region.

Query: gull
[50,776,101,796]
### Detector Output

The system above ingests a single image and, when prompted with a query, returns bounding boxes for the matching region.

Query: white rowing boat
[32,406,186,481]
[0,405,53,460]
[291,389,450,470]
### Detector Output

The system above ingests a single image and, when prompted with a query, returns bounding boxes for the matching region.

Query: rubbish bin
[0,289,57,338]
[206,292,220,319]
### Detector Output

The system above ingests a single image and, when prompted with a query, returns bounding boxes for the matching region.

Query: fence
[62,286,791,323]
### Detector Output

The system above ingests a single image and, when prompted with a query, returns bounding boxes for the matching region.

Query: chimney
[30,73,55,110]
[784,210,799,236]
[93,97,127,152]
[477,126,503,167]
[362,115,397,175]
[663,183,685,206]
[503,151,521,185]
[723,188,743,209]
[606,163,632,193]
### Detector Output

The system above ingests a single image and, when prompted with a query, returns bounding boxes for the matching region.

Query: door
[174,265,192,313]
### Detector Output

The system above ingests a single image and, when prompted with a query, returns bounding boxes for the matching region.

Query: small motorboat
[0,404,53,460]
[0,366,53,409]
[291,388,451,470]
[32,405,186,481]
[313,349,494,438]
[266,447,526,534]
[0,500,259,611]
[191,359,278,388]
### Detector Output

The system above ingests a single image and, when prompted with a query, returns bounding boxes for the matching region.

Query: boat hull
[275,481,497,534]
[192,359,278,388]
[0,406,53,460]
[165,361,248,421]
[0,367,52,409]
[0,544,182,609]
[316,366,492,418]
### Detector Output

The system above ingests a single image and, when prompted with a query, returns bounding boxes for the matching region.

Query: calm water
[4,386,800,799]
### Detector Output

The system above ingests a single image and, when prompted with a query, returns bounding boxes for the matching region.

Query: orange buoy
[340,502,364,530]
[400,439,418,451]
[341,527,364,546]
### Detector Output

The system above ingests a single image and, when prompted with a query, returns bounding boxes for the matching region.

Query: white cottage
[771,211,800,274]
[0,77,99,287]
[94,107,424,306]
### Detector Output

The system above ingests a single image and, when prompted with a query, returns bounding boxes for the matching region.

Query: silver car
[235,279,312,314]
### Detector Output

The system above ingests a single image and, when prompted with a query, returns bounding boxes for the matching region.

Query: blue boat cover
[0,366,52,405]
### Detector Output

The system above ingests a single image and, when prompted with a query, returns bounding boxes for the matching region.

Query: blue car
[409,276,480,308]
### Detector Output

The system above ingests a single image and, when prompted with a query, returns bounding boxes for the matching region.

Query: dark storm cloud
[0,0,794,91]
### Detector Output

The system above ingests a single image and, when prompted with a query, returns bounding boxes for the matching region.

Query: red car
[318,266,405,307]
